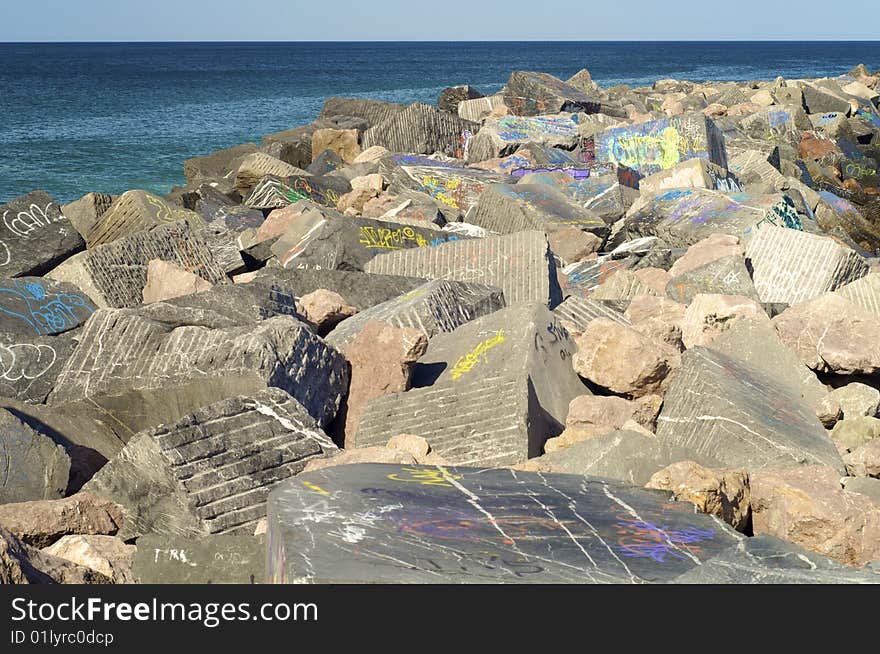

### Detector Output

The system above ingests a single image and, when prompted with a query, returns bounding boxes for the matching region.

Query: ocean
[0,41,878,204]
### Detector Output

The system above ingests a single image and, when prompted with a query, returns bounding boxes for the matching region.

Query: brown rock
[352,146,390,164]
[681,293,769,349]
[668,234,744,278]
[625,294,686,351]
[547,227,602,264]
[42,535,136,584]
[703,103,727,117]
[297,289,358,336]
[350,174,385,192]
[572,318,681,398]
[341,321,428,447]
[386,434,431,460]
[0,493,123,548]
[843,439,880,478]
[798,133,842,161]
[303,446,416,472]
[141,259,213,304]
[311,128,361,164]
[1,526,111,584]
[254,203,310,245]
[336,188,380,215]
[546,394,661,452]
[772,293,880,375]
[646,460,751,532]
[361,192,404,218]
[633,268,672,295]
[750,465,880,567]
[814,393,843,428]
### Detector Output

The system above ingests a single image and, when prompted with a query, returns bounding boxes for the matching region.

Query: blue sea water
[0,41,878,204]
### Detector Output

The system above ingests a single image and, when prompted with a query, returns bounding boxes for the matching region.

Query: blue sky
[1,0,877,41]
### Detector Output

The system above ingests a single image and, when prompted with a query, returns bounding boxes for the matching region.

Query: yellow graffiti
[420,175,462,209]
[145,194,198,224]
[301,481,329,496]
[608,126,706,170]
[358,225,429,250]
[449,330,506,380]
[386,467,463,487]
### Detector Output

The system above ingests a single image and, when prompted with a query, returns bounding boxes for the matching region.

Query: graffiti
[358,225,430,250]
[144,194,195,223]
[386,467,463,487]
[510,167,592,179]
[767,109,790,128]
[414,553,544,578]
[844,160,878,179]
[392,154,458,167]
[449,329,506,380]
[614,517,715,562]
[819,190,858,214]
[813,112,840,126]
[0,343,57,381]
[656,189,694,202]
[2,202,61,238]
[301,481,329,496]
[767,197,804,231]
[418,175,464,209]
[495,116,578,142]
[0,282,94,335]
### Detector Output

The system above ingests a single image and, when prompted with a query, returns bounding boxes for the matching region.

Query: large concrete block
[325,279,504,349]
[362,103,479,158]
[0,191,85,277]
[48,310,348,427]
[745,225,869,304]
[266,462,787,583]
[47,222,227,309]
[590,113,727,177]
[0,277,96,336]
[364,231,562,307]
[467,184,609,239]
[552,295,630,335]
[0,408,69,503]
[466,115,579,163]
[270,208,456,271]
[655,347,843,470]
[625,188,804,248]
[504,71,601,116]
[84,389,337,539]
[356,304,585,465]
[87,191,205,248]
[243,174,349,211]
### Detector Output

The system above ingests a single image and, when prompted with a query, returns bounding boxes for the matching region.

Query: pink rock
[141,259,213,304]
[668,234,744,278]
[297,289,358,336]
[625,294,686,351]
[681,293,769,348]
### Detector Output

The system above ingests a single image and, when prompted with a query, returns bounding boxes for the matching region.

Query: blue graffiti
[615,518,716,563]
[656,189,693,202]
[0,281,94,335]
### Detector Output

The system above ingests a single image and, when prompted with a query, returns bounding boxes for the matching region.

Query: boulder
[0,191,85,277]
[0,492,122,548]
[339,320,428,447]
[361,103,479,158]
[590,269,659,301]
[61,192,115,240]
[503,71,601,116]
[572,318,681,397]
[132,534,264,584]
[311,128,361,164]
[829,383,880,420]
[802,84,853,115]
[438,85,483,113]
[772,293,880,376]
[667,233,744,278]
[625,294,686,350]
[0,276,96,336]
[655,347,843,470]
[830,416,880,453]
[667,256,759,305]
[183,142,259,190]
[544,394,662,452]
[356,304,586,466]
[750,465,880,567]
[457,94,507,122]
[141,259,213,304]
[0,408,69,503]
[1,526,110,584]
[646,461,751,532]
[86,190,205,248]
[303,447,416,472]
[638,159,742,198]
[244,174,350,211]
[318,97,407,128]
[466,115,579,163]
[547,227,602,265]
[835,272,880,319]
[0,331,78,403]
[680,293,769,348]
[234,153,309,197]
[42,534,135,583]
[364,230,562,308]
[83,389,337,539]
[325,279,504,350]
[553,295,631,336]
[296,289,358,335]
[843,439,880,478]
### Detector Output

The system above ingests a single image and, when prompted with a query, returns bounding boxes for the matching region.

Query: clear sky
[1,0,877,41]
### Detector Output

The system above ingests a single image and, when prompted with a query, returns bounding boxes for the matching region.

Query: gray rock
[523,429,698,485]
[0,408,69,503]
[270,207,454,272]
[183,142,259,191]
[182,184,264,231]
[364,230,562,307]
[132,534,264,584]
[362,103,479,158]
[739,105,809,147]
[834,272,880,318]
[842,476,880,503]
[83,389,337,539]
[0,191,85,278]
[457,94,506,122]
[591,113,727,176]
[325,279,504,349]
[356,304,585,466]
[558,255,636,299]
[560,175,639,225]
[261,126,315,170]
[47,221,227,309]
[552,295,630,335]
[829,383,880,419]
[318,97,407,129]
[243,174,350,211]
[802,85,852,116]
[745,224,869,304]
[0,277,96,336]
[665,255,759,304]
[0,332,77,403]
[267,463,748,583]
[48,309,348,427]
[306,149,344,176]
[61,192,116,240]
[503,71,601,116]
[655,347,843,471]
[467,184,609,239]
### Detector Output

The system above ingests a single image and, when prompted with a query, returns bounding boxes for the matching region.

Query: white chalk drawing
[0,343,57,382]
[2,202,60,238]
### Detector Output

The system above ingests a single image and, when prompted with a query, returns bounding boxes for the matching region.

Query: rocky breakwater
[3,64,880,584]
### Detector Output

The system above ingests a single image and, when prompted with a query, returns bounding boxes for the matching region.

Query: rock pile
[3,64,880,584]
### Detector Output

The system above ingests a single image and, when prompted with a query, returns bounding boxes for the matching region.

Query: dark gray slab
[0,191,85,278]
[361,103,479,158]
[243,174,351,211]
[133,534,265,584]
[503,71,601,116]
[0,407,69,503]
[0,277,96,336]
[0,331,77,403]
[665,255,760,304]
